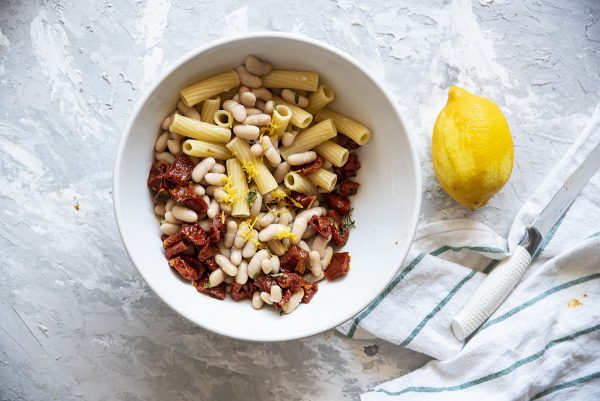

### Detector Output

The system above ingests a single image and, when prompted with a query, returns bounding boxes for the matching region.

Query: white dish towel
[338,104,600,401]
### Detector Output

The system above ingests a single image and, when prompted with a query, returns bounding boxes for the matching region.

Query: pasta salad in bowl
[114,33,420,341]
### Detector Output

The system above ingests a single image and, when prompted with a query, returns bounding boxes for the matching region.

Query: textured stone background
[1,0,599,400]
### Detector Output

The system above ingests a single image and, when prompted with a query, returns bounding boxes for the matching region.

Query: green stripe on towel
[529,371,600,400]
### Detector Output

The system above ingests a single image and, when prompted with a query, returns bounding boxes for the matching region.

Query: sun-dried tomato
[204,257,219,272]
[161,234,169,242]
[337,134,360,150]
[301,282,318,303]
[165,241,189,259]
[147,160,169,192]
[294,155,325,176]
[335,180,360,197]
[333,154,361,179]
[308,215,332,239]
[231,281,255,301]
[273,289,292,310]
[195,279,226,300]
[169,184,196,202]
[163,154,194,187]
[163,231,184,248]
[280,245,309,274]
[210,215,227,243]
[169,183,208,214]
[169,256,199,281]
[327,210,349,247]
[325,252,351,280]
[198,242,218,262]
[180,223,209,247]
[289,191,316,209]
[253,274,276,292]
[276,272,304,292]
[323,193,351,215]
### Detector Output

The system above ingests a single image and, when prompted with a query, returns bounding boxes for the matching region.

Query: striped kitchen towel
[338,103,600,400]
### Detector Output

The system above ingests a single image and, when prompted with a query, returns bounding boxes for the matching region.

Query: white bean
[312,235,329,258]
[234,222,249,249]
[274,162,290,184]
[283,289,304,314]
[230,248,242,266]
[251,87,273,101]
[268,240,287,256]
[323,161,333,169]
[303,271,325,284]
[202,195,211,205]
[252,291,264,309]
[240,91,256,107]
[204,186,217,196]
[194,184,205,196]
[192,157,216,182]
[210,163,226,174]
[287,151,317,166]
[270,285,282,303]
[213,188,227,203]
[309,251,323,276]
[281,131,298,147]
[282,89,309,107]
[220,202,232,215]
[258,212,277,228]
[270,255,280,274]
[209,268,225,287]
[166,137,180,154]
[250,143,263,157]
[224,275,234,284]
[291,207,325,244]
[322,246,334,270]
[155,131,169,152]
[278,208,293,225]
[207,199,220,218]
[264,100,274,115]
[170,132,182,141]
[171,205,198,223]
[154,203,166,216]
[223,99,247,122]
[255,99,266,112]
[233,124,260,140]
[232,93,240,103]
[165,199,174,212]
[204,173,227,186]
[242,231,258,258]
[235,261,249,284]
[302,225,317,240]
[215,254,238,276]
[199,218,212,231]
[239,85,250,94]
[155,152,175,164]
[258,224,289,242]
[224,221,237,248]
[245,107,262,116]
[260,291,274,305]
[249,192,262,217]
[261,258,273,274]
[177,100,201,120]
[248,249,269,278]
[244,55,272,76]
[260,136,281,166]
[218,244,231,259]
[160,222,180,236]
[244,114,271,126]
[298,240,311,253]
[161,113,173,131]
[165,211,184,224]
[235,65,262,88]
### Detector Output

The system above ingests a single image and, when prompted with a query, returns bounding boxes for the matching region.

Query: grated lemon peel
[241,160,259,182]
[221,176,239,205]
[275,226,297,242]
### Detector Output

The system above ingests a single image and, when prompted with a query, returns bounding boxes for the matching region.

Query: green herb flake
[248,140,256,146]
[294,93,300,105]
[342,208,356,230]
[247,191,257,205]
[270,273,283,278]
[279,310,285,316]
[202,283,211,289]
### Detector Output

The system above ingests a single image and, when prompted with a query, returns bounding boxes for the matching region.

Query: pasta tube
[279,119,337,159]
[214,110,233,128]
[200,96,221,123]
[307,168,337,192]
[226,159,250,217]
[182,139,232,160]
[304,85,334,115]
[272,105,292,136]
[314,140,349,167]
[170,114,231,143]
[273,96,313,128]
[226,137,278,194]
[262,70,319,92]
[180,71,240,107]
[314,109,371,145]
[284,172,318,195]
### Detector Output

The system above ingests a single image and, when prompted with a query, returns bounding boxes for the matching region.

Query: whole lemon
[432,86,514,209]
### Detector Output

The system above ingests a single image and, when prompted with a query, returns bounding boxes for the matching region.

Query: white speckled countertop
[1,0,599,399]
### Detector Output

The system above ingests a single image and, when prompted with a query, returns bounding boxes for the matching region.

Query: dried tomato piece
[161,234,169,242]
[204,257,219,272]
[231,281,255,301]
[337,134,360,150]
[273,289,292,310]
[198,242,218,262]
[147,160,169,192]
[323,193,351,215]
[169,183,208,214]
[328,210,349,247]
[276,272,304,292]
[163,154,194,187]
[169,256,199,281]
[195,279,226,300]
[253,274,276,292]
[210,215,227,243]
[301,282,318,303]
[279,245,309,274]
[179,196,208,214]
[335,180,360,197]
[289,191,317,209]
[294,155,325,176]
[163,231,184,248]
[165,241,189,259]
[333,154,361,179]
[308,215,332,239]
[325,252,351,280]
[180,223,209,247]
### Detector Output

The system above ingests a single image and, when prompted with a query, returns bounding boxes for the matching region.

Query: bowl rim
[113,31,422,342]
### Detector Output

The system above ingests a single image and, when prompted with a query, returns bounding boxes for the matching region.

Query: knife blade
[452,140,600,341]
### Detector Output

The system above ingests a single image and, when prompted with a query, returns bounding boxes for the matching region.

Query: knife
[451,140,600,341]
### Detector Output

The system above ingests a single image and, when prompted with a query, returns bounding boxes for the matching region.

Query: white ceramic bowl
[113,32,421,341]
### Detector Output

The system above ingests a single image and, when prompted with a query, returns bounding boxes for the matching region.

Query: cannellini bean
[264,100,274,115]
[298,240,311,253]
[244,55,272,76]
[240,91,256,107]
[177,100,201,120]
[270,285,283,303]
[252,291,264,309]
[244,113,271,126]
[165,198,174,212]
[220,202,232,215]
[309,251,323,276]
[291,207,325,244]
[213,188,227,203]
[261,258,273,274]
[230,248,242,266]
[303,271,325,284]
[223,99,247,122]
[258,224,289,242]
[210,163,226,174]
[224,221,237,248]
[155,131,169,152]
[283,289,304,314]
[233,124,260,140]
[215,254,238,276]
[248,249,269,278]
[161,111,176,130]
[205,185,217,196]
[194,184,205,196]
[302,225,317,240]
[204,173,227,186]
[270,255,280,274]
[232,93,240,103]
[268,240,288,256]
[235,65,262,88]
[250,143,263,157]
[154,203,166,216]
[170,132,182,140]
[282,89,309,107]
[274,162,290,184]
[192,157,216,182]
[249,192,262,217]
[160,222,180,236]
[224,275,234,284]
[287,151,317,166]
[234,222,249,248]
[235,261,249,284]
[322,246,334,270]
[171,205,198,223]
[209,268,226,287]
[207,199,220,218]
[281,131,298,147]
[312,235,329,258]
[242,230,258,258]
[252,87,273,101]
[165,211,184,224]
[155,152,175,164]
[255,99,266,112]
[258,212,277,228]
[199,218,212,231]
[278,208,293,225]
[245,107,262,116]
[323,161,333,169]
[260,136,281,166]
[260,291,274,305]
[218,243,231,259]
[239,85,250,94]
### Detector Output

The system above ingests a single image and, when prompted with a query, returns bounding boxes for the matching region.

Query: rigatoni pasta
[304,85,334,115]
[200,96,221,123]
[315,108,371,145]
[170,113,231,143]
[182,139,232,160]
[279,119,337,159]
[307,168,337,192]
[226,159,250,217]
[262,70,319,92]
[180,71,240,107]
[273,96,313,128]
[314,140,349,167]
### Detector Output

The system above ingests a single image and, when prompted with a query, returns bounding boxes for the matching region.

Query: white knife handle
[451,245,532,341]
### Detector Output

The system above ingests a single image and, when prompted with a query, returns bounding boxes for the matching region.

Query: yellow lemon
[432,86,514,209]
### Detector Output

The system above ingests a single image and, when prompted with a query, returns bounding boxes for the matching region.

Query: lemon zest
[274,226,297,242]
[221,176,239,205]
[221,211,226,224]
[267,188,287,204]
[241,160,259,182]
[289,197,304,209]
[260,120,281,140]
